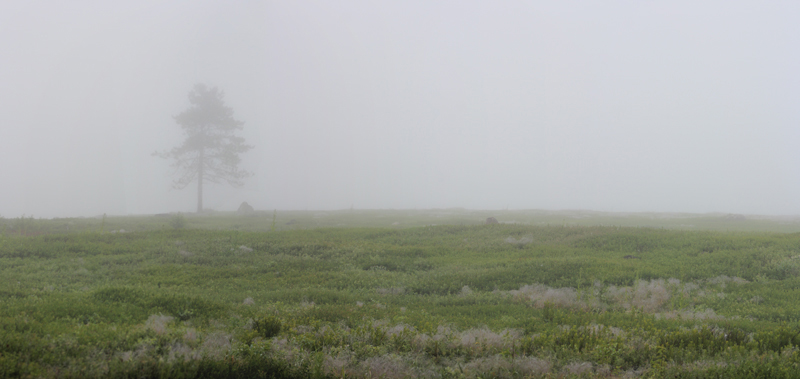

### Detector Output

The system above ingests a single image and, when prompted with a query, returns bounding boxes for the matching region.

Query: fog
[2,1,799,218]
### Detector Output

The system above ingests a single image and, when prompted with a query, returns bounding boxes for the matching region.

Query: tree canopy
[155,84,253,212]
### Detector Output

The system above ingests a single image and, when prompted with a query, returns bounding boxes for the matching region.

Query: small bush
[170,213,187,230]
[253,315,282,339]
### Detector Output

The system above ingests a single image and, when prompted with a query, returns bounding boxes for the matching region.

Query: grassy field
[2,210,800,378]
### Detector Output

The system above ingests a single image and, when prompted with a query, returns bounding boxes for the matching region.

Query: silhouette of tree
[155,84,253,212]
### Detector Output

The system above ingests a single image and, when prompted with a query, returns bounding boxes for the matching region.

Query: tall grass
[2,217,800,377]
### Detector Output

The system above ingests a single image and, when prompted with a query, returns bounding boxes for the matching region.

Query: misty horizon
[2,1,799,219]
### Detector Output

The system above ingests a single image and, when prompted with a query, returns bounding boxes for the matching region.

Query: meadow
[2,210,800,378]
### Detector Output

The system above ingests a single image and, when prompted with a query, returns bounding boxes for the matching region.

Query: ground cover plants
[2,213,800,378]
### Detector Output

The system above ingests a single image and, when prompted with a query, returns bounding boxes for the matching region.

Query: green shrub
[170,213,187,230]
[253,315,282,339]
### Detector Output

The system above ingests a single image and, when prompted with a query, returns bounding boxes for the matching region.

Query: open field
[2,211,800,378]
[9,209,800,235]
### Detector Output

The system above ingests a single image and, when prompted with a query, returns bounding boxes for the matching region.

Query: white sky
[1,1,799,218]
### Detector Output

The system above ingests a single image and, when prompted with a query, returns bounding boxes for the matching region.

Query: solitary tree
[155,84,253,213]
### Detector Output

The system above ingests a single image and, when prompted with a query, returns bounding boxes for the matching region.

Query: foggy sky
[2,1,799,218]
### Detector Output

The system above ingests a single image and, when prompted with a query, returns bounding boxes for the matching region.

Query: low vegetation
[2,211,800,378]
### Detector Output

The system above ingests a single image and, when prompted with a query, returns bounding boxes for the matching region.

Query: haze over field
[1,1,799,218]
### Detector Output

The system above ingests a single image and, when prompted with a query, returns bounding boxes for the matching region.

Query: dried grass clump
[377,287,405,295]
[606,279,675,312]
[707,275,748,287]
[200,332,232,359]
[631,279,671,312]
[505,235,533,245]
[656,308,723,321]
[510,284,578,308]
[507,283,605,310]
[681,282,700,293]
[242,297,255,305]
[386,324,415,337]
[269,338,313,367]
[413,325,458,353]
[412,333,431,352]
[463,355,550,378]
[513,356,552,377]
[459,328,520,355]
[117,344,150,363]
[361,354,416,379]
[322,351,352,377]
[167,342,201,362]
[580,324,626,338]
[562,361,593,376]
[183,328,198,342]
[675,359,728,373]
[145,314,174,335]
[463,355,512,378]
[504,277,736,315]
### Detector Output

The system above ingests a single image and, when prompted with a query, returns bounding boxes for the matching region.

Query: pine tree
[155,84,253,212]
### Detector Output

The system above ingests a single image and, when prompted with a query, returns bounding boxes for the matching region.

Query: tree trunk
[197,147,204,213]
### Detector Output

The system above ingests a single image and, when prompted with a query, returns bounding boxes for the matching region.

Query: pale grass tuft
[656,308,723,321]
[322,351,352,377]
[681,282,700,295]
[377,287,405,295]
[200,332,232,359]
[580,323,625,338]
[242,297,255,305]
[413,325,457,352]
[168,342,201,362]
[459,328,520,354]
[178,250,193,258]
[679,359,729,372]
[238,245,253,253]
[622,367,647,378]
[513,356,552,376]
[606,279,674,312]
[460,285,473,296]
[386,324,414,337]
[412,333,431,352]
[510,284,575,307]
[630,279,671,312]
[707,275,748,288]
[509,284,603,309]
[145,314,174,335]
[463,355,512,378]
[361,354,415,379]
[505,235,534,245]
[118,344,150,363]
[504,277,735,315]
[562,361,593,376]
[595,364,612,376]
[183,328,198,342]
